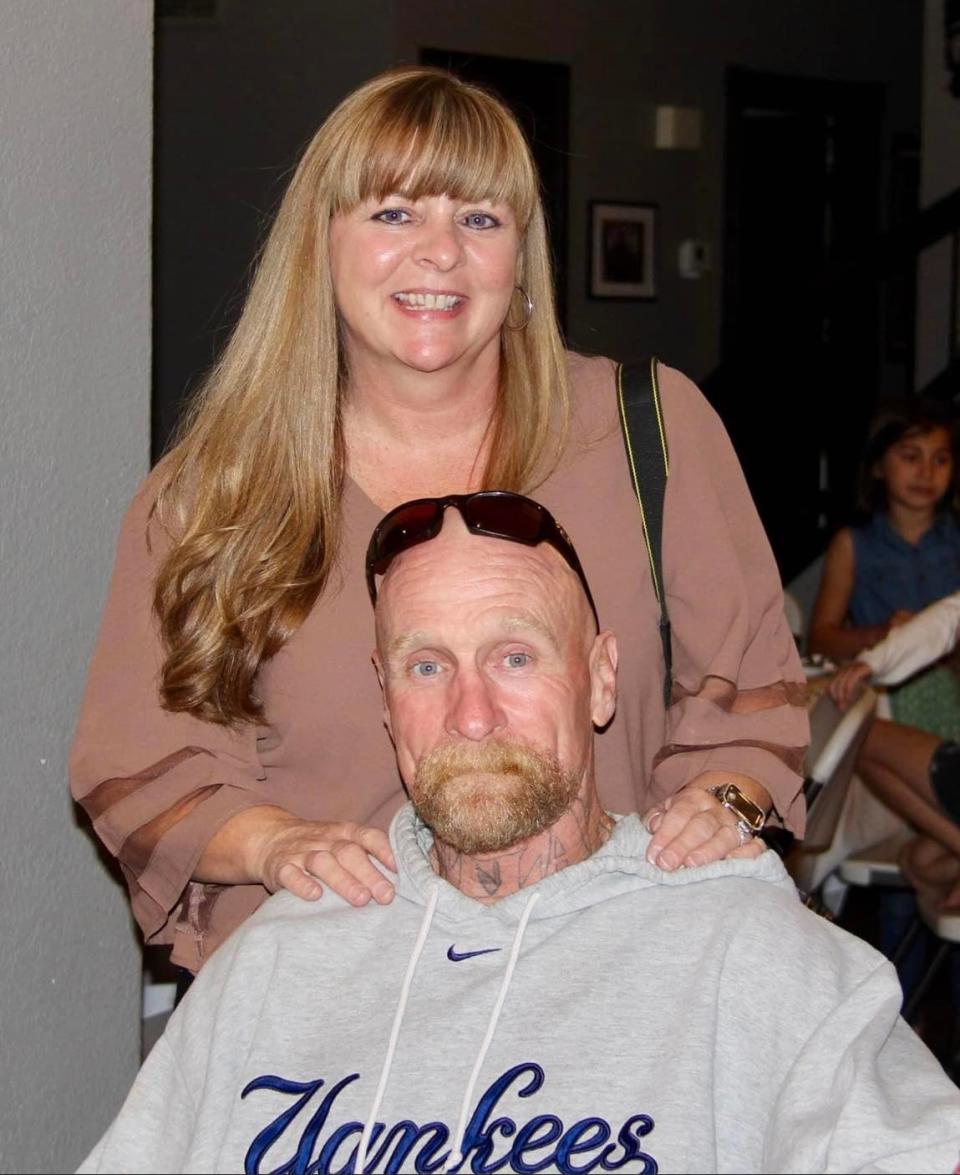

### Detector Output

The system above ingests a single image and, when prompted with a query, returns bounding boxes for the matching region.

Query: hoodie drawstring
[356,886,540,1175]
[355,884,440,1173]
[442,890,541,1174]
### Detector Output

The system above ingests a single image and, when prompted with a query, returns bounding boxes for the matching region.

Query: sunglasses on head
[365,490,598,624]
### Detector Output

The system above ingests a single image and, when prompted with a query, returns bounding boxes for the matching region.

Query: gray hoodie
[79,810,960,1174]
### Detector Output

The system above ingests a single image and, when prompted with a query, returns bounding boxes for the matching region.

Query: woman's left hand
[643,775,769,870]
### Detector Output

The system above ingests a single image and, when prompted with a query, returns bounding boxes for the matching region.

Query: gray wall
[0,2,152,1170]
[916,0,960,387]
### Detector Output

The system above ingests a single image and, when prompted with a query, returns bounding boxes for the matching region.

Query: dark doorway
[420,48,571,332]
[710,68,884,582]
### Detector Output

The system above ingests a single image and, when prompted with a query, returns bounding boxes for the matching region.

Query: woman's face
[876,426,954,512]
[329,193,520,382]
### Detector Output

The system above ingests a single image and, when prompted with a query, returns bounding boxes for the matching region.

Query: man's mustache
[414,739,560,787]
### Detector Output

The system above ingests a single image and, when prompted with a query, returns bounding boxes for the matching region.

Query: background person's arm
[807,528,893,661]
[830,589,960,709]
[860,589,960,685]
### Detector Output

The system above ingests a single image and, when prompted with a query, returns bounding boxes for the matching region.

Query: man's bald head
[372,509,617,854]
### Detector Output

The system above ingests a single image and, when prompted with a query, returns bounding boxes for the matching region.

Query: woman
[71,67,807,972]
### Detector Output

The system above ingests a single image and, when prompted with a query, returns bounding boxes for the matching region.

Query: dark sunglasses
[365,491,598,624]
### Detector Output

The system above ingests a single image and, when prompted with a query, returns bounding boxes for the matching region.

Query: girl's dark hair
[857,396,960,514]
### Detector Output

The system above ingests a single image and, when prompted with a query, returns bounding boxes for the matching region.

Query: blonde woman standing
[71,67,808,973]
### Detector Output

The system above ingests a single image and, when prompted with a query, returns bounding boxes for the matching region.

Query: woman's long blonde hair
[154,66,570,725]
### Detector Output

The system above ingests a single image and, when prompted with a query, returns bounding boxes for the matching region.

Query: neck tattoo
[430,795,615,904]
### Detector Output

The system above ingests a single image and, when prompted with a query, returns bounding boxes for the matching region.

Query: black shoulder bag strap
[615,358,672,705]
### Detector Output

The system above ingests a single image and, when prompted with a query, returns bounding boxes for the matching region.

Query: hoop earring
[505,285,533,331]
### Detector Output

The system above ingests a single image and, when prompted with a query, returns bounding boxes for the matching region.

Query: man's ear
[589,630,618,728]
[372,650,393,738]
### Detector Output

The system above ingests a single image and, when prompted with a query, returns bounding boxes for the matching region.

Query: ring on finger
[732,819,753,846]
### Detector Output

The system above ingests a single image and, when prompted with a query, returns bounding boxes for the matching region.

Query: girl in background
[810,398,960,1014]
[810,397,960,740]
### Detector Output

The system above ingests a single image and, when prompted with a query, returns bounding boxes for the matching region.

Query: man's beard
[411,739,581,854]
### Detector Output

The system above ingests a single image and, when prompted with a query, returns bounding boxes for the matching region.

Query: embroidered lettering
[240,1062,658,1174]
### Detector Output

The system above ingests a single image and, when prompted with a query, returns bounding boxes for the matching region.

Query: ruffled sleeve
[69,469,277,965]
[650,365,809,833]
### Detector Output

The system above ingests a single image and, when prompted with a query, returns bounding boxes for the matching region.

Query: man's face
[374,514,617,852]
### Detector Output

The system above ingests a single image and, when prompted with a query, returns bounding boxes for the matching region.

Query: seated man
[81,493,960,1175]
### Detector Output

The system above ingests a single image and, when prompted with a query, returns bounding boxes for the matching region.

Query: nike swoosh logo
[447,945,502,962]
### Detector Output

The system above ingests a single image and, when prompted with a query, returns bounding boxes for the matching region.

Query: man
[81,494,959,1174]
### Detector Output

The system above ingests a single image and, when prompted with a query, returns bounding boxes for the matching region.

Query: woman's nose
[414,220,464,272]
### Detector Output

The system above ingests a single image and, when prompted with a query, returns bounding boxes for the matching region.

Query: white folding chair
[787,687,879,898]
[838,832,912,889]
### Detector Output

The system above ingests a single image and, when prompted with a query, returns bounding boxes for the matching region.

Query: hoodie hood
[390,802,797,927]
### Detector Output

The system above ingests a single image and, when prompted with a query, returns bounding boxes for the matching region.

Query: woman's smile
[391,288,468,315]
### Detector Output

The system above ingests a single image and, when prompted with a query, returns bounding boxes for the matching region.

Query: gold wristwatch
[708,783,767,839]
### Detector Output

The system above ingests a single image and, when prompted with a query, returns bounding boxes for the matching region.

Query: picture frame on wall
[588,201,657,300]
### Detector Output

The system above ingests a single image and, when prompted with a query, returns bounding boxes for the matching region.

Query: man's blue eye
[412,661,440,677]
[506,652,530,668]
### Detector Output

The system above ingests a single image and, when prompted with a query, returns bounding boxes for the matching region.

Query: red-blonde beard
[411,739,581,854]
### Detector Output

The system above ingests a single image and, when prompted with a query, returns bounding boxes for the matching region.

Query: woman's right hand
[197,804,397,906]
[828,661,873,711]
[253,811,397,905]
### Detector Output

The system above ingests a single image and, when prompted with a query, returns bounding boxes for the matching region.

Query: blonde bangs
[330,74,538,226]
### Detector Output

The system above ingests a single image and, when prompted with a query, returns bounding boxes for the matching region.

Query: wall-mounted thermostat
[678,240,711,279]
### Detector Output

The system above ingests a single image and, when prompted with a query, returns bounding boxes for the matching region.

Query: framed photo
[588,201,657,300]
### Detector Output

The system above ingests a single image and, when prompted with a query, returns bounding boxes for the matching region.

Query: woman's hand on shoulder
[642,773,769,870]
[197,804,397,906]
[252,811,397,905]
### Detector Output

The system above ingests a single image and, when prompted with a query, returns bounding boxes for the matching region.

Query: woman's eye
[373,208,412,225]
[463,211,499,230]
[411,660,441,678]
